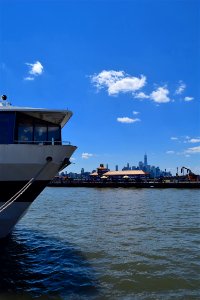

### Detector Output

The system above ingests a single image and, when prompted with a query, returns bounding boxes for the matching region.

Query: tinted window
[48,126,61,144]
[34,124,47,142]
[15,112,61,144]
[0,112,15,144]
[18,123,33,142]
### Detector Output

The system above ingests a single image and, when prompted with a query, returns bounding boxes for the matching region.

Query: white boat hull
[0,144,76,238]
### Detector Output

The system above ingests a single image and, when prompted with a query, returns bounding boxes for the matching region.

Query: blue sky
[0,0,199,174]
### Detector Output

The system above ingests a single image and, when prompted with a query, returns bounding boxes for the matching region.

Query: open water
[0,187,199,299]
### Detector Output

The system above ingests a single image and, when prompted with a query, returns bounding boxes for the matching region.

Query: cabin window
[48,125,61,144]
[15,113,61,144]
[34,124,47,143]
[18,123,33,143]
[0,112,15,144]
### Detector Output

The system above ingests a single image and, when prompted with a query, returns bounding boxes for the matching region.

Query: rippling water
[0,187,199,299]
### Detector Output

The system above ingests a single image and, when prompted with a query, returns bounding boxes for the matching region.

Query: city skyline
[0,0,199,175]
[66,153,172,178]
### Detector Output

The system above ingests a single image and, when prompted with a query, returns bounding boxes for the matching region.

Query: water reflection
[0,230,99,299]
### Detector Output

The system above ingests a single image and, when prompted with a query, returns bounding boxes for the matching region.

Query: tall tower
[144,153,148,167]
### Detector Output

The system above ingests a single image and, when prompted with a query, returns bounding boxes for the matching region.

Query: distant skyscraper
[115,165,118,171]
[139,161,143,170]
[144,153,148,167]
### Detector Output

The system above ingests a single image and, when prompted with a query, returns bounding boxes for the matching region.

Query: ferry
[0,95,77,238]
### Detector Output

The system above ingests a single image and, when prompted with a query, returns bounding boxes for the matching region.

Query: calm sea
[0,187,199,299]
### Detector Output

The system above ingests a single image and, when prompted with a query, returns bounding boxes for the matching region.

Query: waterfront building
[96,164,109,177]
[103,170,148,181]
[90,163,149,181]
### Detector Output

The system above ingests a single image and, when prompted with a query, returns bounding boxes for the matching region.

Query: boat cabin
[0,111,61,145]
[0,105,72,145]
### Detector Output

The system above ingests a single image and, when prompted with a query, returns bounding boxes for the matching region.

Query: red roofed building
[90,165,148,181]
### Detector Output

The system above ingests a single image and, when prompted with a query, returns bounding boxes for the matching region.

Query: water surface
[0,187,199,299]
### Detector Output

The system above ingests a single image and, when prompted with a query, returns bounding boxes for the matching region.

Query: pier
[48,181,200,189]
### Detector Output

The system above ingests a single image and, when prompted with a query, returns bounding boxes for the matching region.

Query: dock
[48,181,200,189]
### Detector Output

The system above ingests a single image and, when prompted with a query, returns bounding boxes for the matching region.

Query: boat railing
[14,140,71,145]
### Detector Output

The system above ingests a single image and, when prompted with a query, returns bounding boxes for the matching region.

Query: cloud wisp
[184,96,194,102]
[170,137,178,141]
[166,150,175,154]
[133,111,140,115]
[91,70,146,95]
[175,81,186,95]
[82,152,93,159]
[171,136,200,144]
[166,135,200,157]
[185,146,200,154]
[24,61,44,81]
[187,138,200,143]
[117,117,141,124]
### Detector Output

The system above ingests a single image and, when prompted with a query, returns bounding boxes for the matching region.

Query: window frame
[15,112,62,145]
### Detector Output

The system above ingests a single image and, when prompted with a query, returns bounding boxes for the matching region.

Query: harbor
[49,163,200,189]
[49,180,200,189]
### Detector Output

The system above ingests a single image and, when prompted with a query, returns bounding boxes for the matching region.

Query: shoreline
[48,181,200,189]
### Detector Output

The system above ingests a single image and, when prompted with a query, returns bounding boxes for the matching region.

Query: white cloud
[90,70,194,105]
[175,81,186,95]
[187,138,200,143]
[134,86,171,103]
[150,86,170,103]
[117,117,140,124]
[25,61,43,80]
[184,96,194,102]
[166,150,175,154]
[171,137,178,140]
[185,146,200,154]
[133,111,140,115]
[134,92,150,99]
[82,152,93,159]
[109,76,146,95]
[91,70,146,95]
